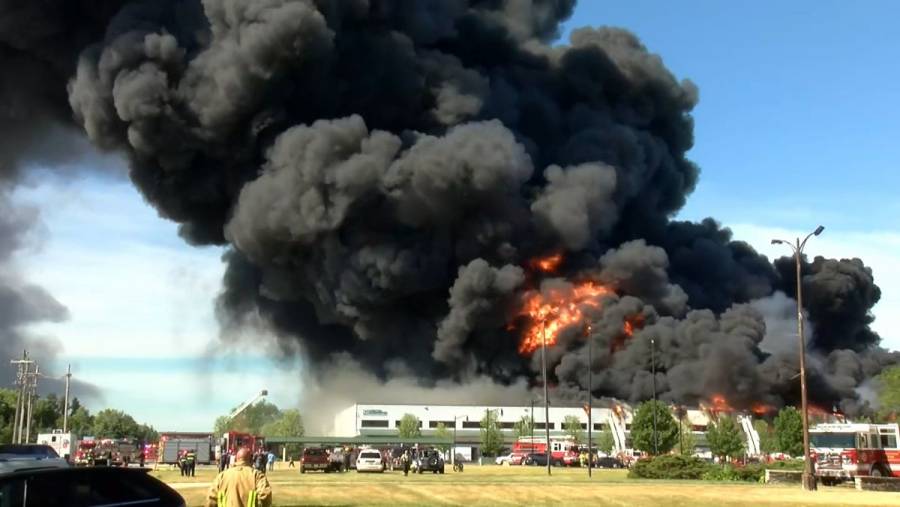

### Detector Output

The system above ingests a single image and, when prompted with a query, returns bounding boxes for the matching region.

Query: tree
[68,407,94,438]
[774,407,803,457]
[876,366,900,419]
[753,420,776,455]
[214,400,282,435]
[630,401,679,455]
[597,428,615,455]
[261,409,304,438]
[513,415,534,440]
[479,409,503,457]
[261,409,305,456]
[92,409,139,439]
[434,423,451,454]
[0,389,18,443]
[679,424,696,456]
[397,414,421,439]
[706,416,745,462]
[135,424,159,444]
[33,394,62,433]
[563,415,584,444]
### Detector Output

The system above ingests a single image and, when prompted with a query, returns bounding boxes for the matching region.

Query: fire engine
[220,431,266,457]
[810,422,900,482]
[512,436,576,466]
[159,433,214,465]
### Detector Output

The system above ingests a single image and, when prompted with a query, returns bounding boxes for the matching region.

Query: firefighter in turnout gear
[206,448,272,507]
[186,450,197,477]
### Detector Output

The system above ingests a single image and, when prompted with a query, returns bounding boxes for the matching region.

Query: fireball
[530,253,563,273]
[517,281,612,354]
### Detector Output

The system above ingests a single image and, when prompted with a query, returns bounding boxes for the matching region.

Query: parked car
[0,444,70,475]
[415,449,445,474]
[0,466,184,506]
[522,453,549,466]
[300,447,329,473]
[356,449,385,473]
[595,456,625,469]
[508,452,527,466]
[495,453,514,465]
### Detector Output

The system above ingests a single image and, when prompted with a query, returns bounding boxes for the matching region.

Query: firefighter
[186,450,197,477]
[206,448,272,507]
[401,450,411,477]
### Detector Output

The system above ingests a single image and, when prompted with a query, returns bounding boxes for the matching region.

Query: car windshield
[360,452,381,459]
[811,433,856,449]
[304,449,326,456]
[0,445,59,457]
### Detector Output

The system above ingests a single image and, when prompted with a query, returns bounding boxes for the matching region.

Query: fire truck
[220,431,266,457]
[73,438,141,466]
[810,422,900,482]
[512,436,576,466]
[158,433,214,465]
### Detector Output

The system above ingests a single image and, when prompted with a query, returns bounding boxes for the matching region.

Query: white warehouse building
[332,402,755,460]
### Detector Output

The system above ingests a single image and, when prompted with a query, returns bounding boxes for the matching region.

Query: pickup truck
[300,448,329,473]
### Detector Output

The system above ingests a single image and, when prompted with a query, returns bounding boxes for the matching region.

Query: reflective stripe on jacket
[206,465,272,507]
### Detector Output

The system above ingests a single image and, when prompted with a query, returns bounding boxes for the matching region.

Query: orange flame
[530,253,563,273]
[517,281,612,354]
[751,402,775,416]
[609,314,645,353]
[709,394,734,413]
[623,315,645,337]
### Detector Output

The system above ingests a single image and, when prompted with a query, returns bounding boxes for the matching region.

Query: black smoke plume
[0,0,114,398]
[3,0,894,414]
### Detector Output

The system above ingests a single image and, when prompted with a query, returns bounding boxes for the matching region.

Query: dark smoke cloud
[774,255,881,352]
[0,0,892,414]
[0,0,115,398]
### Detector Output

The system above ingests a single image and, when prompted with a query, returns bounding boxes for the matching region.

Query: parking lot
[155,464,899,507]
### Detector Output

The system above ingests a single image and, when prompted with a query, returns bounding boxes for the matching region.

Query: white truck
[36,431,77,463]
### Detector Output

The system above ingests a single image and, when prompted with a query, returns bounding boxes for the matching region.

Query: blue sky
[11,1,900,431]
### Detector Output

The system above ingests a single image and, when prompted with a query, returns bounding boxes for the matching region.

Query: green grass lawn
[156,464,900,507]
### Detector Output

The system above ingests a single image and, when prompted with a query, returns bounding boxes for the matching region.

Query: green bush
[765,459,804,470]
[702,464,765,482]
[628,455,714,480]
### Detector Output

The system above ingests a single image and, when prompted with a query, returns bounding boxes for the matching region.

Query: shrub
[628,455,713,480]
[703,464,766,482]
[765,459,804,471]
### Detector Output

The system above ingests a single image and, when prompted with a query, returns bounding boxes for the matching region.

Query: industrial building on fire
[329,402,762,460]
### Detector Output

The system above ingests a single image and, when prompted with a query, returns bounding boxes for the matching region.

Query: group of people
[178,450,197,477]
[219,449,276,474]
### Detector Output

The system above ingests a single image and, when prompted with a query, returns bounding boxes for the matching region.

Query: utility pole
[63,364,72,433]
[25,364,39,443]
[541,320,551,476]
[10,351,34,444]
[772,225,824,492]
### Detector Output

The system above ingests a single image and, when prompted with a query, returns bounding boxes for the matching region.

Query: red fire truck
[512,436,576,466]
[221,431,266,457]
[810,422,900,482]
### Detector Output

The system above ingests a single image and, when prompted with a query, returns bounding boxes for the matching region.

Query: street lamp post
[586,323,593,478]
[541,320,552,476]
[650,337,658,455]
[530,399,535,444]
[771,225,824,492]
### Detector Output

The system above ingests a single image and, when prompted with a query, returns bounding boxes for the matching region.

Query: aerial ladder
[739,415,761,457]
[607,406,628,454]
[227,389,269,422]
